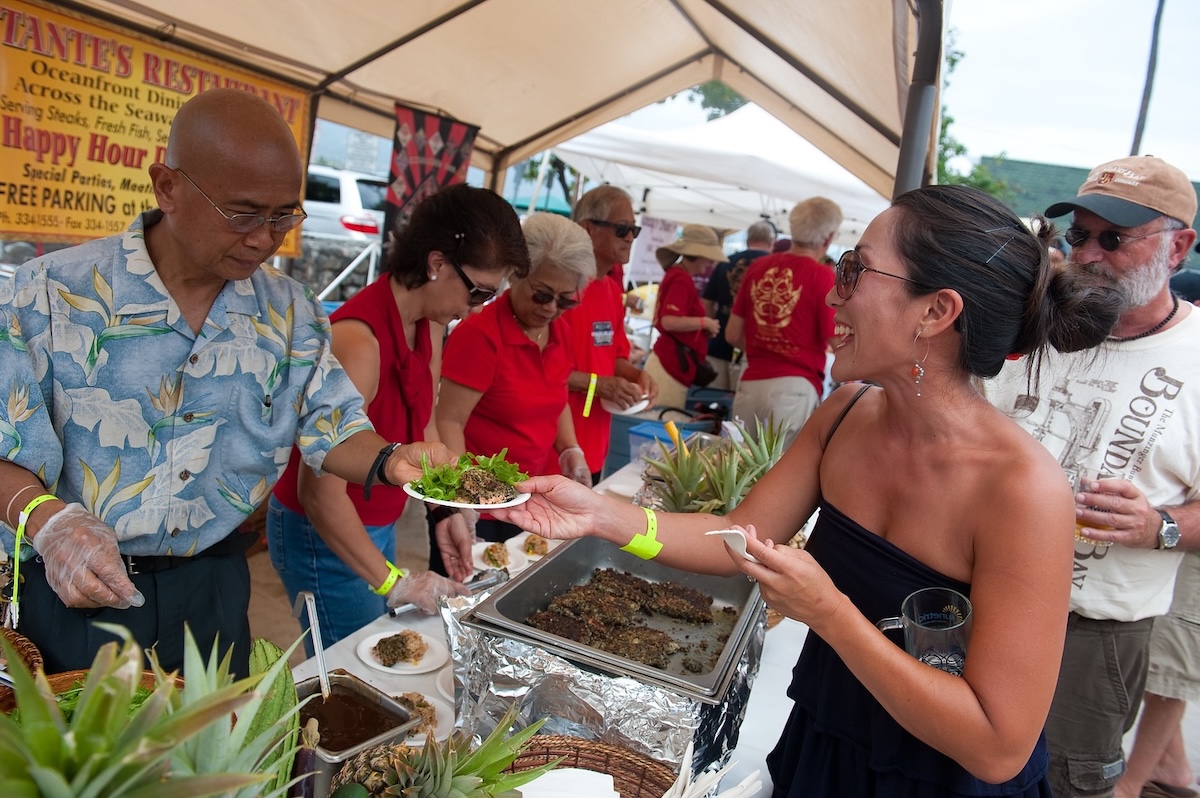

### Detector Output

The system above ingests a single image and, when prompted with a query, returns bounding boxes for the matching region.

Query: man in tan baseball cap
[990,156,1200,798]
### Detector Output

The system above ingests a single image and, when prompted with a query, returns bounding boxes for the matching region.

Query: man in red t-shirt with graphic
[726,197,841,447]
[563,186,658,480]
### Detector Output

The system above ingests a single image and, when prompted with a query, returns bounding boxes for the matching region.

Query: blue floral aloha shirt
[0,211,372,556]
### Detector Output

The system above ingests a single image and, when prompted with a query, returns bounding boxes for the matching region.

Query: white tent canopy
[553,104,891,245]
[66,0,942,196]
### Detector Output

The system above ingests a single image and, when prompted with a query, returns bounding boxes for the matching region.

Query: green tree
[686,80,747,120]
[938,35,1013,202]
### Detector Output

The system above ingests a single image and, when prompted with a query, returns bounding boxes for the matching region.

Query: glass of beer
[1067,466,1115,547]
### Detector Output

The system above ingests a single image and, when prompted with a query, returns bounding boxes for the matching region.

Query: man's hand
[385,570,469,614]
[30,504,145,609]
[433,510,475,582]
[384,441,454,487]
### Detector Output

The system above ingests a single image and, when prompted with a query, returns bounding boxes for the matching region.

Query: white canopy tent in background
[552,104,891,247]
[60,0,943,197]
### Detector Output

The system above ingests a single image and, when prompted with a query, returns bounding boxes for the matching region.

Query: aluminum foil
[440,589,767,774]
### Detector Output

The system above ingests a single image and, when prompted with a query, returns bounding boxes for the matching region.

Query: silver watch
[1156,509,1181,550]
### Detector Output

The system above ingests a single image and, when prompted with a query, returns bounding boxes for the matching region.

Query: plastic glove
[30,503,145,610]
[385,569,470,614]
[558,446,593,487]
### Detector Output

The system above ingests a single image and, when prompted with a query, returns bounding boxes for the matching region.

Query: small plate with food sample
[473,540,528,573]
[404,483,530,511]
[357,630,449,675]
[393,692,455,744]
[506,531,561,562]
[600,396,650,416]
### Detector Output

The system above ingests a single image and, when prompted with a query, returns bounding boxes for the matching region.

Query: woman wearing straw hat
[642,224,725,409]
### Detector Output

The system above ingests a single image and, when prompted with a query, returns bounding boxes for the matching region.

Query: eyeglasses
[447,259,497,306]
[1064,226,1170,253]
[530,287,581,310]
[834,250,922,300]
[588,219,642,239]
[175,168,307,233]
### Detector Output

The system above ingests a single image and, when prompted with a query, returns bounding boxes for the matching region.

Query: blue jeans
[266,496,395,656]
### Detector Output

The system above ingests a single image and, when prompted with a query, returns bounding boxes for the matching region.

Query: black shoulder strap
[821,384,871,451]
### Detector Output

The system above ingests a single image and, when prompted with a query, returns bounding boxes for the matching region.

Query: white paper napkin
[519,767,620,798]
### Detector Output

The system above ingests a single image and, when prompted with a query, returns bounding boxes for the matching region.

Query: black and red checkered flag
[384,104,479,238]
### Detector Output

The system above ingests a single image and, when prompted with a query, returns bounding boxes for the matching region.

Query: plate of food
[434,667,457,703]
[600,396,650,416]
[405,449,531,510]
[507,531,560,562]
[356,629,449,675]
[393,692,455,745]
[472,540,528,573]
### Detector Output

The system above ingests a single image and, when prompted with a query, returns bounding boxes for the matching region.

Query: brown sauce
[300,688,408,753]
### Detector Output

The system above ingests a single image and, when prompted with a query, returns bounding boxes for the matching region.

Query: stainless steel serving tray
[465,536,762,697]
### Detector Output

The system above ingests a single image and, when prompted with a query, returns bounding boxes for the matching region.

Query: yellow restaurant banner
[0,0,309,254]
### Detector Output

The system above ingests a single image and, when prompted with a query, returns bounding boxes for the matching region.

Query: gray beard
[1074,235,1173,311]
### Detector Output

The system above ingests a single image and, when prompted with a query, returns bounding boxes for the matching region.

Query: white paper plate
[600,396,650,416]
[472,540,528,573]
[704,528,760,563]
[404,483,530,510]
[356,630,450,675]
[397,695,455,745]
[506,531,561,562]
[435,667,456,703]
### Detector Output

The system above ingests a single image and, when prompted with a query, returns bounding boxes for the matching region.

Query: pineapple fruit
[330,702,561,797]
[641,416,789,515]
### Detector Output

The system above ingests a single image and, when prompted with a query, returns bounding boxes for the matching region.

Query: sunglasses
[530,287,581,310]
[834,250,921,300]
[447,259,497,306]
[1064,226,1170,253]
[588,219,642,239]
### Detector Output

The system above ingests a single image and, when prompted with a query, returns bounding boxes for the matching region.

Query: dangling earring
[911,331,928,397]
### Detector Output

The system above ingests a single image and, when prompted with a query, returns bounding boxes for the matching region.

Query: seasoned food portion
[481,542,509,568]
[395,691,437,735]
[594,626,681,669]
[372,630,428,667]
[526,568,722,671]
[522,534,550,556]
[459,468,517,504]
[548,585,641,627]
[648,581,714,624]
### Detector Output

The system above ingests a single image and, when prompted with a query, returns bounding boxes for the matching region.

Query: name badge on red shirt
[591,321,614,347]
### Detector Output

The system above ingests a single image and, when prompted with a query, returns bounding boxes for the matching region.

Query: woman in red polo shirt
[642,225,725,409]
[434,213,595,563]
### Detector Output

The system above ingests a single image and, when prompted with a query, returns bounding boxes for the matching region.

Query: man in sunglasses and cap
[985,155,1200,798]
[0,88,452,679]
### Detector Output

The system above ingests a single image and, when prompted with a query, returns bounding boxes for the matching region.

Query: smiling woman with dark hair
[491,184,1126,797]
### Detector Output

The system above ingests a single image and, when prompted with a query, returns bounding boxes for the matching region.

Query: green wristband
[372,560,407,596]
[621,506,663,560]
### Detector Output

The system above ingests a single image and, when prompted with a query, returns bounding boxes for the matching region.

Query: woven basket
[0,668,173,714]
[506,735,677,798]
[1,628,43,675]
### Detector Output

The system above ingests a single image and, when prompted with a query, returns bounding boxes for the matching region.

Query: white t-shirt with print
[985,309,1200,622]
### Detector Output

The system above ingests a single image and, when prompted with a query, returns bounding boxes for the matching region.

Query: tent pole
[525,150,553,215]
[894,0,943,196]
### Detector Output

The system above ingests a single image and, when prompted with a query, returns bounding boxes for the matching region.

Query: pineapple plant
[640,416,789,515]
[0,623,277,797]
[329,702,562,797]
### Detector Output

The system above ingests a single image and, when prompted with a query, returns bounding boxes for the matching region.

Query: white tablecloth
[294,461,809,797]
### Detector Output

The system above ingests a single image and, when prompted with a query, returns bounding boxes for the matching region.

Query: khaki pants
[731,376,819,447]
[642,352,688,409]
[1046,613,1153,797]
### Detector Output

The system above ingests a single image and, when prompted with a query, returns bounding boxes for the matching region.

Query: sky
[313,0,1200,182]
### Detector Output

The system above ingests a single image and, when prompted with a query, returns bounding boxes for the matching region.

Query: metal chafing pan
[464,535,762,698]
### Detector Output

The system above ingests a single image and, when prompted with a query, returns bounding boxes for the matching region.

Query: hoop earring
[911,331,929,397]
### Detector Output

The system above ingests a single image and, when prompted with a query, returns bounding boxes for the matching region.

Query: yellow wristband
[582,372,598,418]
[13,493,58,620]
[372,560,407,596]
[621,506,663,560]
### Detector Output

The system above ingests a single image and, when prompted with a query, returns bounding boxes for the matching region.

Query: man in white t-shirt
[985,155,1199,798]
